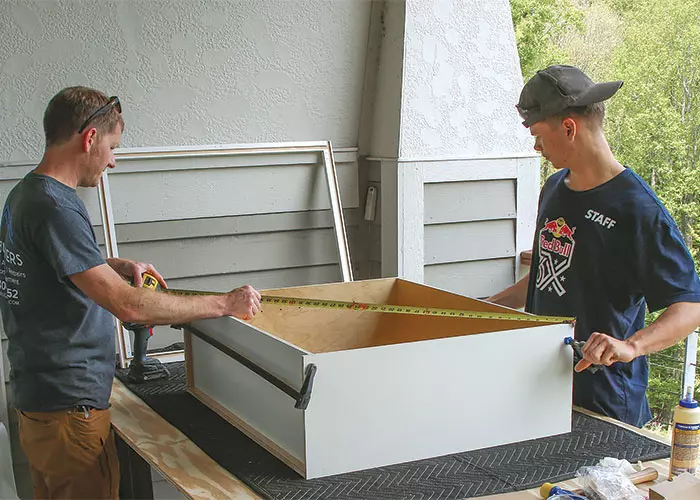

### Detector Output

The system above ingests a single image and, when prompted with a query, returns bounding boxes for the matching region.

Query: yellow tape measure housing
[141,273,573,324]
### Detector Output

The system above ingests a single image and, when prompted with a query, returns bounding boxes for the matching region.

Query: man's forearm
[628,302,700,357]
[119,287,228,325]
[486,273,530,309]
[72,263,228,325]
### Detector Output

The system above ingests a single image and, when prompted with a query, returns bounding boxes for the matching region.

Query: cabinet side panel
[189,329,306,469]
[190,316,305,385]
[303,323,573,478]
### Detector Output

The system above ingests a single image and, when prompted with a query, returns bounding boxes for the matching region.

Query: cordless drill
[124,273,170,383]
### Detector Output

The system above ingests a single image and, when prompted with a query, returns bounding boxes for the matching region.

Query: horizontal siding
[96,209,357,244]
[424,219,515,265]
[115,226,358,280]
[422,170,519,297]
[0,149,359,224]
[421,158,518,183]
[424,258,515,298]
[424,180,516,224]
[91,162,358,224]
[166,265,348,293]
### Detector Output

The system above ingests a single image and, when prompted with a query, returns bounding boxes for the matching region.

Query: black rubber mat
[116,362,669,499]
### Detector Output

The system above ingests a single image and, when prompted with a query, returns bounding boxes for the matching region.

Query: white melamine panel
[424,180,516,225]
[302,323,573,478]
[424,220,515,265]
[190,316,306,388]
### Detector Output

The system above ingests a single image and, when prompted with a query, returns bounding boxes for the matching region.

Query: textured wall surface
[367,0,405,158]
[400,0,532,158]
[0,0,371,163]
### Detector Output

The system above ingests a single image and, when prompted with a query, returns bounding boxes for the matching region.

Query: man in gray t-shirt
[2,172,115,412]
[0,87,262,500]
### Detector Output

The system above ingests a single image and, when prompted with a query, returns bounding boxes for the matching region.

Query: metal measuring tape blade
[142,273,574,324]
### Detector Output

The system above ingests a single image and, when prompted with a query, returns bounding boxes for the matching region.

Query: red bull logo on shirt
[540,217,574,258]
[543,217,576,239]
[536,217,577,297]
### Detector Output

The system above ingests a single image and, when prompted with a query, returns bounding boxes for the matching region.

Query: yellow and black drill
[123,273,170,383]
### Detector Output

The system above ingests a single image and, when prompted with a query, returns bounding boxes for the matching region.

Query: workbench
[110,378,672,499]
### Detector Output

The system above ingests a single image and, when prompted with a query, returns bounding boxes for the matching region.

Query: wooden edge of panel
[110,379,261,500]
[187,386,306,477]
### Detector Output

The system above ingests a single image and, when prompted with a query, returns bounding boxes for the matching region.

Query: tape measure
[142,273,574,324]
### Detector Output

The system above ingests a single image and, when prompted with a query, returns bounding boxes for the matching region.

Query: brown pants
[18,407,119,499]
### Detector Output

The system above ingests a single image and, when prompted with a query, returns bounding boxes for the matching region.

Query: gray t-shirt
[0,173,115,411]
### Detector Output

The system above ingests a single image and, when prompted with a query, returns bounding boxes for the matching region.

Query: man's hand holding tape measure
[108,257,167,289]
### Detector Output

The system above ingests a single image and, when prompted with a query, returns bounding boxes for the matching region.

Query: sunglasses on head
[77,96,121,134]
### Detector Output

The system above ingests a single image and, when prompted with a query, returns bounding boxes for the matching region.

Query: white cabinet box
[184,278,574,479]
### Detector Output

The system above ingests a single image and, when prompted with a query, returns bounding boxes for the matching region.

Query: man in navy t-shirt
[488,65,700,427]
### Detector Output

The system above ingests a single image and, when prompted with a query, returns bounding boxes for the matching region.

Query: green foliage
[647,343,689,427]
[606,0,700,270]
[600,0,635,15]
[509,0,585,80]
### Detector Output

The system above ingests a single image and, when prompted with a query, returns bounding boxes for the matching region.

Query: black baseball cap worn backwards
[516,65,623,127]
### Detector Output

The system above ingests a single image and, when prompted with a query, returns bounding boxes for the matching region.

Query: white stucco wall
[367,0,405,159]
[0,0,372,163]
[400,0,532,158]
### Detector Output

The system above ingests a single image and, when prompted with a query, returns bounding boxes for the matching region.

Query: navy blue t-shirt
[526,167,700,427]
[0,173,115,411]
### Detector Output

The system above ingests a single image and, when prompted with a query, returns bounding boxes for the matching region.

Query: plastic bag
[576,463,646,500]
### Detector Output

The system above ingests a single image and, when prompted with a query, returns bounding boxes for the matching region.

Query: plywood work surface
[110,379,259,500]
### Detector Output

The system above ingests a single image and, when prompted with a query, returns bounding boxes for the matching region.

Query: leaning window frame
[98,141,353,369]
